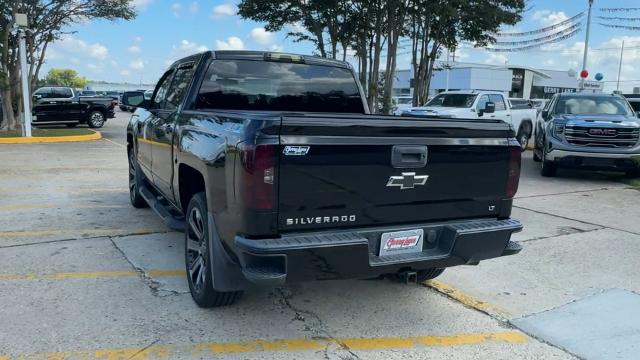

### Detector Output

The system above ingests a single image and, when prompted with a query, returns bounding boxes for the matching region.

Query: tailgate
[277,114,517,232]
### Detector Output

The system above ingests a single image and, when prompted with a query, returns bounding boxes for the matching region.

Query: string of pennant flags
[487,28,581,52]
[493,11,584,37]
[485,6,640,53]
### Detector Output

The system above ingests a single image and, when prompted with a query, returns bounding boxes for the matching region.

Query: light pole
[616,40,625,92]
[580,0,594,90]
[15,13,32,137]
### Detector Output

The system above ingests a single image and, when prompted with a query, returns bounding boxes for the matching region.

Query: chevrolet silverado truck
[403,90,537,152]
[533,92,640,177]
[123,51,523,307]
[32,86,115,128]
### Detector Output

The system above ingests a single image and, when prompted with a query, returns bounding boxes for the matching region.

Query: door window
[489,94,506,111]
[164,64,196,111]
[476,95,490,111]
[34,88,54,99]
[52,88,73,98]
[151,70,174,109]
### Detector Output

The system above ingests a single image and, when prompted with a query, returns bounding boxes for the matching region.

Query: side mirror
[32,94,42,101]
[484,102,496,114]
[636,111,640,118]
[122,91,148,110]
[541,110,549,120]
[479,102,496,116]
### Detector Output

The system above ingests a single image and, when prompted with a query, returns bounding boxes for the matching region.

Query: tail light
[238,143,276,209]
[506,146,521,198]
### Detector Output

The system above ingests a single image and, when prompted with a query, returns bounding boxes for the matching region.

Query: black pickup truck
[123,51,523,307]
[32,86,116,128]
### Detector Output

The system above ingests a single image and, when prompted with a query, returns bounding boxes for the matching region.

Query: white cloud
[180,39,209,53]
[171,3,182,17]
[129,59,145,70]
[532,10,569,28]
[270,44,284,52]
[215,36,244,50]
[55,35,109,60]
[165,40,209,66]
[134,36,143,43]
[120,69,131,76]
[211,3,236,19]
[189,1,199,14]
[484,53,508,65]
[86,63,98,71]
[128,45,141,54]
[132,0,153,10]
[250,27,275,46]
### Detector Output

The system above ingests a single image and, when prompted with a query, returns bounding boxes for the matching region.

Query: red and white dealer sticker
[379,229,424,257]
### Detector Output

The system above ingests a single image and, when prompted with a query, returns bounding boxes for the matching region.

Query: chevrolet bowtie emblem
[386,172,429,190]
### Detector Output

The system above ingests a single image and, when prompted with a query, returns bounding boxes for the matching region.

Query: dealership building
[393,62,604,99]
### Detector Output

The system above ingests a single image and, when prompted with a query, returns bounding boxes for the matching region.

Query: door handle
[391,145,428,168]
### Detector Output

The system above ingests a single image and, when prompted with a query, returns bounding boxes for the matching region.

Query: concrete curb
[0,130,102,144]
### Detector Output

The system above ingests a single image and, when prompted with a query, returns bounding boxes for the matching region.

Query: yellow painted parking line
[0,130,101,144]
[423,280,511,318]
[102,137,127,149]
[0,187,127,194]
[0,270,185,282]
[0,203,125,212]
[1,331,528,359]
[0,228,166,238]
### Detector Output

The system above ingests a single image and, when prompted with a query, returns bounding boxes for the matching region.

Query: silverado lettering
[124,50,523,308]
[286,215,357,226]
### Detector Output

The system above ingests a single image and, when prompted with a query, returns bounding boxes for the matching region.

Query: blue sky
[43,0,640,91]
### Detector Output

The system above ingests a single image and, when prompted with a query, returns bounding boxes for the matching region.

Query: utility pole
[580,0,594,90]
[616,40,624,92]
[445,49,450,92]
[15,11,32,137]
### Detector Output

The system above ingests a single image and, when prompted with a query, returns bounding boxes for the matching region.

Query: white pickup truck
[403,90,537,151]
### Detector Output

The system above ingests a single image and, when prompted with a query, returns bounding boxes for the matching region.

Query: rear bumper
[545,149,640,170]
[235,218,522,286]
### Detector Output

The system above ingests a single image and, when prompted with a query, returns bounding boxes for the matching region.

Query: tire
[416,268,445,282]
[128,148,148,208]
[541,158,557,177]
[532,150,541,162]
[516,125,531,152]
[625,168,640,178]
[87,110,106,128]
[185,192,242,308]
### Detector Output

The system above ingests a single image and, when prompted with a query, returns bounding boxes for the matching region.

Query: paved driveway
[0,112,637,359]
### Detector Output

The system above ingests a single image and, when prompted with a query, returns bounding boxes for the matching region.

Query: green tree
[1,0,135,132]
[408,0,525,106]
[44,68,88,88]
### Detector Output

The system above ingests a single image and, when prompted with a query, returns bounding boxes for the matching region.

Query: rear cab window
[195,59,365,113]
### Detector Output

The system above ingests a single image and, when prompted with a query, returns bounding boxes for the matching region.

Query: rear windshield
[195,59,364,113]
[554,96,633,116]
[426,94,477,108]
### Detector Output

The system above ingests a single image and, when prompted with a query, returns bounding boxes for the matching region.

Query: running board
[138,185,185,231]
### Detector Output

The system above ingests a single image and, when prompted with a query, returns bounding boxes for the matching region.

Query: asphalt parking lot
[1,111,639,359]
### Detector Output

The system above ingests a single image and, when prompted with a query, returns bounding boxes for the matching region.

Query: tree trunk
[1,90,17,131]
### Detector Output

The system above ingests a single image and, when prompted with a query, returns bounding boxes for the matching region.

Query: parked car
[122,51,523,307]
[404,90,537,151]
[32,86,115,128]
[104,90,120,101]
[78,90,98,97]
[533,92,640,177]
[509,98,533,110]
[392,96,414,116]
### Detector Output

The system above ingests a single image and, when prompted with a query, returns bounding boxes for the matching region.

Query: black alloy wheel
[128,149,148,208]
[185,192,242,307]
